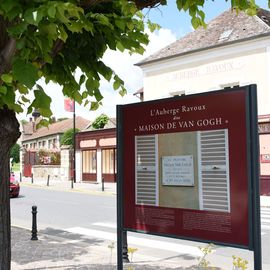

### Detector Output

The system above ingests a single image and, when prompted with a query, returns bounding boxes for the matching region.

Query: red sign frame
[117,86,260,252]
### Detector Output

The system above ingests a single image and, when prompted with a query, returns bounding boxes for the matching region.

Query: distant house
[21,116,90,177]
[21,116,90,151]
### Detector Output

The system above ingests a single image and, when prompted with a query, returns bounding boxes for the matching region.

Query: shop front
[76,128,117,183]
[259,115,270,195]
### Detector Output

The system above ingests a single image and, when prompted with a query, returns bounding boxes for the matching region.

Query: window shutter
[198,129,230,212]
[135,135,158,206]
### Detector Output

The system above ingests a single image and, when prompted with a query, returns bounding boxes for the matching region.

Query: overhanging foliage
[0,0,260,121]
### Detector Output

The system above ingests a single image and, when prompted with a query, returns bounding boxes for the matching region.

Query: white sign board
[162,155,194,186]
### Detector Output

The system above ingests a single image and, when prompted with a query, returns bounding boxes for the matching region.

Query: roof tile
[22,116,90,142]
[138,9,270,65]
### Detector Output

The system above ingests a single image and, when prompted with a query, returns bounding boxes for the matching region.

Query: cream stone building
[21,116,90,178]
[137,9,270,195]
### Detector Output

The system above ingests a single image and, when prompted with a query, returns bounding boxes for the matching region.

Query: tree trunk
[0,107,20,270]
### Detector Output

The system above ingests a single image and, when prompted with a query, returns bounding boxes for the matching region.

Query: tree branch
[0,16,16,76]
[80,0,164,9]
[50,0,163,63]
[51,39,64,58]
[0,38,16,75]
[134,0,163,9]
[0,16,9,52]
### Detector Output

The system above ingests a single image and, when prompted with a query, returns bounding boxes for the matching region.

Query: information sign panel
[117,85,260,257]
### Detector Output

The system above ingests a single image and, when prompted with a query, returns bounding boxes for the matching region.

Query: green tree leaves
[10,143,20,163]
[28,85,52,117]
[0,0,261,119]
[175,0,258,28]
[1,74,12,84]
[60,127,79,146]
[0,86,7,95]
[91,114,110,129]
[13,59,39,89]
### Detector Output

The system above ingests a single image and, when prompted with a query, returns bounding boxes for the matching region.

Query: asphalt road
[10,186,116,230]
[10,186,270,270]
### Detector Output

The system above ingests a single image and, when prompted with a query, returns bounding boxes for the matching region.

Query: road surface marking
[92,222,116,228]
[261,207,270,231]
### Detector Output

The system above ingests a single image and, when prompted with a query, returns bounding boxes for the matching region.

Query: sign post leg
[122,230,130,263]
[117,104,124,270]
[249,85,262,270]
[117,224,123,270]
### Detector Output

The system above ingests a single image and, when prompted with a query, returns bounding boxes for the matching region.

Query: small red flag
[64,98,74,112]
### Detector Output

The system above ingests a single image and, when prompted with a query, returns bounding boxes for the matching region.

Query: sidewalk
[11,226,204,270]
[12,225,121,270]
[19,175,117,196]
[12,224,270,270]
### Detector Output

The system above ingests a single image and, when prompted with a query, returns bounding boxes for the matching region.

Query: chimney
[32,121,36,133]
[32,109,41,133]
[32,109,40,121]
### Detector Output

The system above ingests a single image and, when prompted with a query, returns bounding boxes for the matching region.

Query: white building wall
[265,46,270,113]
[55,134,61,149]
[142,38,270,116]
[60,148,70,181]
[23,134,61,151]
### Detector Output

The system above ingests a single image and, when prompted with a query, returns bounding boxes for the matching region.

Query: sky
[17,0,269,122]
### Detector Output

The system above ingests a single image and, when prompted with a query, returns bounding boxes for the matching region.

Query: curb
[19,182,116,196]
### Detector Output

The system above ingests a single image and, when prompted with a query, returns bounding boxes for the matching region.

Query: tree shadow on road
[11,226,104,266]
[12,227,223,270]
[39,227,104,246]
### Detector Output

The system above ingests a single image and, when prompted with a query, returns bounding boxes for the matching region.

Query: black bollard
[102,177,105,192]
[31,206,38,240]
[31,173,33,184]
[47,175,50,186]
[20,172,22,182]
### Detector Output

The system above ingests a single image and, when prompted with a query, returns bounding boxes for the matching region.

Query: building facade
[137,9,270,195]
[21,116,90,177]
[259,114,270,194]
[21,116,89,151]
[75,128,117,183]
